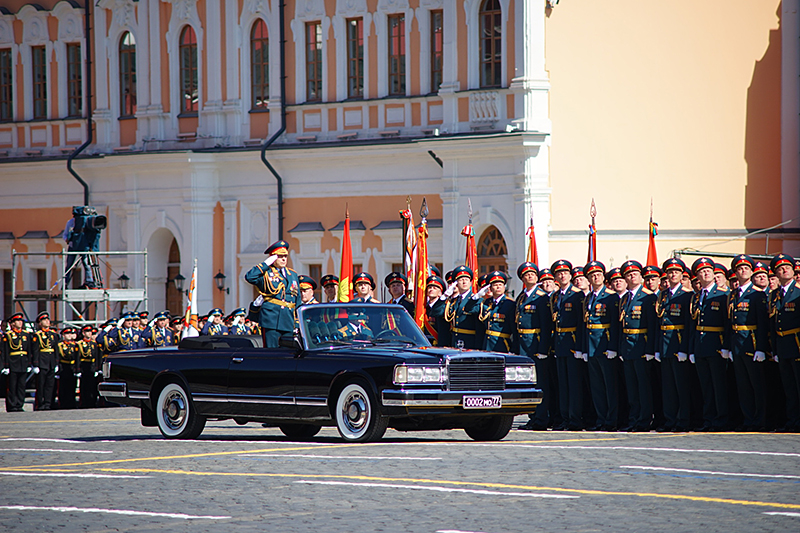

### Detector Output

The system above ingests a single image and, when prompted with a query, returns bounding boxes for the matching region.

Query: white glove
[754,351,766,362]
[472,285,490,299]
[55,365,59,373]
[654,352,661,362]
[94,371,102,378]
[645,354,655,361]
[76,372,82,378]
[253,294,264,307]
[117,317,126,328]
[581,352,588,362]
[606,350,618,359]
[775,355,779,363]
[689,354,696,364]
[104,323,114,332]
[536,353,548,359]
[264,254,278,267]
[443,282,457,298]
[33,367,40,374]
[574,351,583,360]
[1,368,9,375]
[26,366,31,373]
[721,349,732,361]
[676,352,688,362]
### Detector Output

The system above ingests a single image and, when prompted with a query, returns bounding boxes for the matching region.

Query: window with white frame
[479,0,502,88]
[251,19,269,110]
[119,32,136,118]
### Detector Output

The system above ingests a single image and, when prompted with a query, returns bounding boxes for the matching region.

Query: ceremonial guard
[77,326,101,408]
[689,257,731,431]
[768,253,800,432]
[351,272,380,303]
[443,266,482,349]
[608,268,627,296]
[656,258,694,432]
[515,262,557,430]
[550,259,587,430]
[57,327,79,409]
[424,275,447,346]
[321,275,339,302]
[385,272,415,314]
[619,260,658,432]
[143,311,176,346]
[245,240,301,347]
[643,266,662,294]
[202,308,229,336]
[582,261,621,431]
[478,271,516,352]
[32,311,60,410]
[298,276,319,307]
[105,313,145,352]
[2,313,33,412]
[728,254,768,431]
[138,311,150,330]
[228,308,249,335]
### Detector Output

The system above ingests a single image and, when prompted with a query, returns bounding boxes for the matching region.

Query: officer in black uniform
[143,310,176,346]
[424,275,447,346]
[443,266,482,349]
[516,262,557,430]
[227,308,250,335]
[77,325,101,408]
[385,272,415,315]
[657,257,694,432]
[32,311,60,410]
[2,313,33,412]
[769,253,800,432]
[57,327,79,409]
[478,271,516,352]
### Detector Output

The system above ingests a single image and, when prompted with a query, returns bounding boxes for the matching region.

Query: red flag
[338,209,353,302]
[646,218,659,267]
[526,220,539,265]
[414,219,429,327]
[462,224,478,292]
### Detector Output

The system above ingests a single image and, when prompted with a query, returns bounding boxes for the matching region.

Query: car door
[170,349,231,417]
[224,346,298,418]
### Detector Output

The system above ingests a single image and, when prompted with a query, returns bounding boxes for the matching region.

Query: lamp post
[117,272,129,289]
[214,271,229,295]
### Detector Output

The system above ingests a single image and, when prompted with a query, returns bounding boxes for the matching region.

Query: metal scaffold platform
[11,250,148,328]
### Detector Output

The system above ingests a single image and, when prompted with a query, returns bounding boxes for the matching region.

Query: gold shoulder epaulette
[720,286,730,293]
[571,286,582,293]
[642,288,653,295]
[536,289,546,296]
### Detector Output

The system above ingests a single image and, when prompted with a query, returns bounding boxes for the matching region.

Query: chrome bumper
[98,381,127,398]
[381,388,542,407]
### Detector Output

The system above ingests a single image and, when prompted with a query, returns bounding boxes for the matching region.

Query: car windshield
[298,304,431,350]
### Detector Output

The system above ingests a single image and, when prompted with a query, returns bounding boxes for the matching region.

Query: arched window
[251,20,269,110]
[479,0,502,88]
[477,226,508,275]
[179,26,198,114]
[119,32,136,117]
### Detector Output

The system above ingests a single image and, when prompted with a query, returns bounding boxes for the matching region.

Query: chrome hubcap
[342,391,368,433]
[163,391,186,430]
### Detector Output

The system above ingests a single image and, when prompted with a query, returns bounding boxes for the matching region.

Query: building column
[782,0,800,254]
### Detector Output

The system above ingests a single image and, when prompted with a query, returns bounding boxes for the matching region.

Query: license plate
[463,395,502,409]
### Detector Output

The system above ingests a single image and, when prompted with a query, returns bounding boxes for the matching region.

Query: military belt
[587,324,611,330]
[38,348,55,353]
[452,327,476,335]
[486,330,512,339]
[518,328,541,335]
[731,325,758,331]
[660,325,684,331]
[777,327,800,337]
[697,326,724,332]
[623,328,648,335]
[556,327,577,333]
[264,296,296,309]
[8,351,27,356]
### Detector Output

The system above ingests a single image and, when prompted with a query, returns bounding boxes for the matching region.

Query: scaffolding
[11,250,148,328]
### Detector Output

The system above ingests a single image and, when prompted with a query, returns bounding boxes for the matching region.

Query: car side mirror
[279,333,302,352]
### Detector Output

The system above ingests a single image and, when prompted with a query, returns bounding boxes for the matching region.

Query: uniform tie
[700,289,708,306]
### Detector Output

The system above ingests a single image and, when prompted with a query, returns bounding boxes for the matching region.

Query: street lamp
[172,273,186,293]
[214,270,229,294]
[117,272,129,289]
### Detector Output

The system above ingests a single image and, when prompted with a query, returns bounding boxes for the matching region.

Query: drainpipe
[260,0,287,240]
[67,0,92,206]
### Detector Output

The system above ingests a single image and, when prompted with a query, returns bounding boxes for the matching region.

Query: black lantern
[214,271,229,294]
[118,272,130,289]
[172,273,186,293]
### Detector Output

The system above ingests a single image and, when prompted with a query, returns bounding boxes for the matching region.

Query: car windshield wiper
[370,338,417,346]
[313,339,351,347]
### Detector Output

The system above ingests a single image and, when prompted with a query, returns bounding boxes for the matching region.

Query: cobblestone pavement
[1,404,799,532]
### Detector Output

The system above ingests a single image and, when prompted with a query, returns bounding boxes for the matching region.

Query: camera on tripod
[71,206,107,252]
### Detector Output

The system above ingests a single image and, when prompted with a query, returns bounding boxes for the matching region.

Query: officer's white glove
[536,353,548,359]
[33,367,40,374]
[94,371,102,378]
[1,368,9,375]
[754,351,766,362]
[721,349,732,361]
[645,354,655,361]
[775,355,779,363]
[26,366,31,373]
[606,350,618,359]
[117,317,125,328]
[689,354,696,364]
[472,285,490,299]
[264,254,278,267]
[55,365,59,373]
[676,352,688,362]
[104,323,115,332]
[443,282,458,298]
[581,352,588,362]
[654,352,661,362]
[574,351,583,360]
[253,294,264,307]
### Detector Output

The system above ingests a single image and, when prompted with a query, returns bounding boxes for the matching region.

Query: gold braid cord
[656,291,667,318]
[444,297,457,324]
[478,300,493,322]
[260,267,286,298]
[690,293,700,321]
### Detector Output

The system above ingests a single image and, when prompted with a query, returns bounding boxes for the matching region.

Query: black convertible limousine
[99,303,542,442]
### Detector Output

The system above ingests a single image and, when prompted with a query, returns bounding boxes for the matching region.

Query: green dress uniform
[2,316,33,412]
[768,254,800,431]
[443,266,481,349]
[32,321,60,410]
[479,294,516,352]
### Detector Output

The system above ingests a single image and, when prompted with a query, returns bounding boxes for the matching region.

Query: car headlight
[506,365,536,383]
[393,365,447,384]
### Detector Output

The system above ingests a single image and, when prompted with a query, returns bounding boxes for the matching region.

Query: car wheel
[334,382,388,442]
[464,415,514,441]
[279,424,322,440]
[155,382,206,439]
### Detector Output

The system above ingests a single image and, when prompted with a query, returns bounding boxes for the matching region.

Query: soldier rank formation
[4,240,800,432]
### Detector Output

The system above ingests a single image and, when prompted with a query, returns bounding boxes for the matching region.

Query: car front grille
[447,355,505,391]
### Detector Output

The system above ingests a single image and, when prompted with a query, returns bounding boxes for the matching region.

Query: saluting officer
[228,308,250,335]
[582,261,621,432]
[352,272,381,303]
[298,276,319,307]
[77,325,101,408]
[768,253,800,432]
[2,313,33,412]
[385,272,415,315]
[201,308,229,336]
[32,311,60,410]
[515,262,557,430]
[143,311,176,346]
[424,275,447,346]
[245,240,301,348]
[689,257,732,431]
[57,327,79,409]
[657,258,694,432]
[550,259,587,431]
[443,266,482,349]
[105,312,145,352]
[619,260,658,432]
[321,275,339,303]
[728,254,768,431]
[478,271,516,352]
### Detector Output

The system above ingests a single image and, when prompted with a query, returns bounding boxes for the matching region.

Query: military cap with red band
[487,270,508,285]
[353,272,376,289]
[426,275,445,291]
[384,272,408,287]
[264,240,290,256]
[662,257,687,273]
[770,253,795,272]
[571,266,586,279]
[452,265,474,281]
[298,275,317,291]
[584,261,605,276]
[753,262,768,275]
[731,254,754,270]
[320,274,339,288]
[538,268,554,282]
[551,259,572,274]
[606,267,623,282]
[642,265,662,279]
[691,257,715,275]
[517,262,539,280]
[620,260,643,276]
